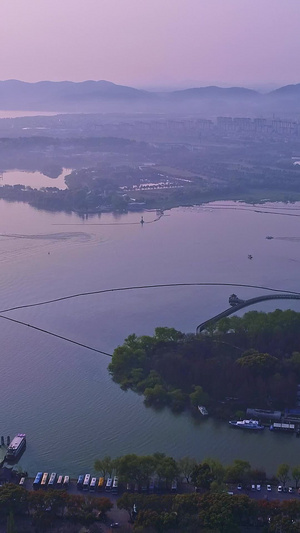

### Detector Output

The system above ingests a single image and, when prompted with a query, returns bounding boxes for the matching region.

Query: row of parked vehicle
[33,472,69,490]
[277,485,298,494]
[237,483,297,494]
[77,475,118,493]
[30,473,179,494]
[75,476,178,494]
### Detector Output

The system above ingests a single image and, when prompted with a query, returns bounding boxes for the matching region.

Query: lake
[1,168,71,190]
[0,111,60,119]
[1,199,300,476]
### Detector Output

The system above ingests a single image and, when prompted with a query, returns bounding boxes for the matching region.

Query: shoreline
[1,187,300,217]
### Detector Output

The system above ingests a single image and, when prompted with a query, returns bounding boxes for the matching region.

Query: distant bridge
[196,293,300,334]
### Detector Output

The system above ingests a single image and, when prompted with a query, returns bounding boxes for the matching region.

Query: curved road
[196,294,300,334]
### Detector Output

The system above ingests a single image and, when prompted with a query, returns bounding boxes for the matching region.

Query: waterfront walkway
[196,293,300,334]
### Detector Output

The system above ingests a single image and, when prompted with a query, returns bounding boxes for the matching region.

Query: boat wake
[274,236,300,242]
[0,232,91,241]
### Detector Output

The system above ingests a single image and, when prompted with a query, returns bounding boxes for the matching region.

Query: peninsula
[109,310,300,418]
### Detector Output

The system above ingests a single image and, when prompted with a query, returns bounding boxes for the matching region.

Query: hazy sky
[0,0,299,88]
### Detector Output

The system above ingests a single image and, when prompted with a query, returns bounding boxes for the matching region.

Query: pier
[196,293,300,334]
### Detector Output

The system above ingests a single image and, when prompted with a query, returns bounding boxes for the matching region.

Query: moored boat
[229,419,264,430]
[198,406,208,416]
[5,433,26,462]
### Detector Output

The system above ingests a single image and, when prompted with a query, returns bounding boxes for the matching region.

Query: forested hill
[109,309,300,415]
[0,80,300,112]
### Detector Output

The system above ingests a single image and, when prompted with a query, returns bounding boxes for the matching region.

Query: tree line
[94,453,300,492]
[2,453,300,532]
[105,453,300,532]
[0,483,112,532]
[109,310,300,415]
[118,492,300,532]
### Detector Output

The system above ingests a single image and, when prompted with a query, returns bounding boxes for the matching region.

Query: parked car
[289,487,294,493]
[278,485,283,492]
[267,485,272,492]
[251,484,256,491]
[237,483,242,490]
[256,484,261,491]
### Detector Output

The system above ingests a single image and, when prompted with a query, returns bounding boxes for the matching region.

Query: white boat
[229,419,264,430]
[5,433,26,461]
[198,405,208,416]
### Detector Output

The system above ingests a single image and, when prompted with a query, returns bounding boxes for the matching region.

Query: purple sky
[1,0,299,87]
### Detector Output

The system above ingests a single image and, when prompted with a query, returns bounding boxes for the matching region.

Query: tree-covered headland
[109,310,300,416]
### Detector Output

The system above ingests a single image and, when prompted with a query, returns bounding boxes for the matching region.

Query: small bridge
[196,293,300,334]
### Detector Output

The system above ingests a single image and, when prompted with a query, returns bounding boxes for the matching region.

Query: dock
[0,446,7,467]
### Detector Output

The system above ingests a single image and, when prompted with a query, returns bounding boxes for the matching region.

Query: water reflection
[1,168,71,189]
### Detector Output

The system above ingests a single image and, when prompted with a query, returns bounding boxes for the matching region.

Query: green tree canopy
[189,385,210,408]
[277,463,290,486]
[292,465,300,488]
[225,459,251,484]
[177,456,198,483]
[236,352,278,374]
[94,455,114,478]
[191,463,213,490]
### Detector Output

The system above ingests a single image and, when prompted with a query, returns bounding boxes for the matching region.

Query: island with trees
[109,309,300,417]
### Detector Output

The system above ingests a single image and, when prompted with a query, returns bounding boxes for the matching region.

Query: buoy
[140,216,144,225]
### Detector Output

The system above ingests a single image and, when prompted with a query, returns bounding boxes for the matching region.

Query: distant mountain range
[0,79,299,114]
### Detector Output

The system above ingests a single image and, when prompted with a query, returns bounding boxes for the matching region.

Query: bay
[1,168,71,190]
[1,199,300,476]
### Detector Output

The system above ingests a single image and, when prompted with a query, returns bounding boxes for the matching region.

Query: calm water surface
[0,111,60,119]
[1,168,71,190]
[1,200,300,475]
